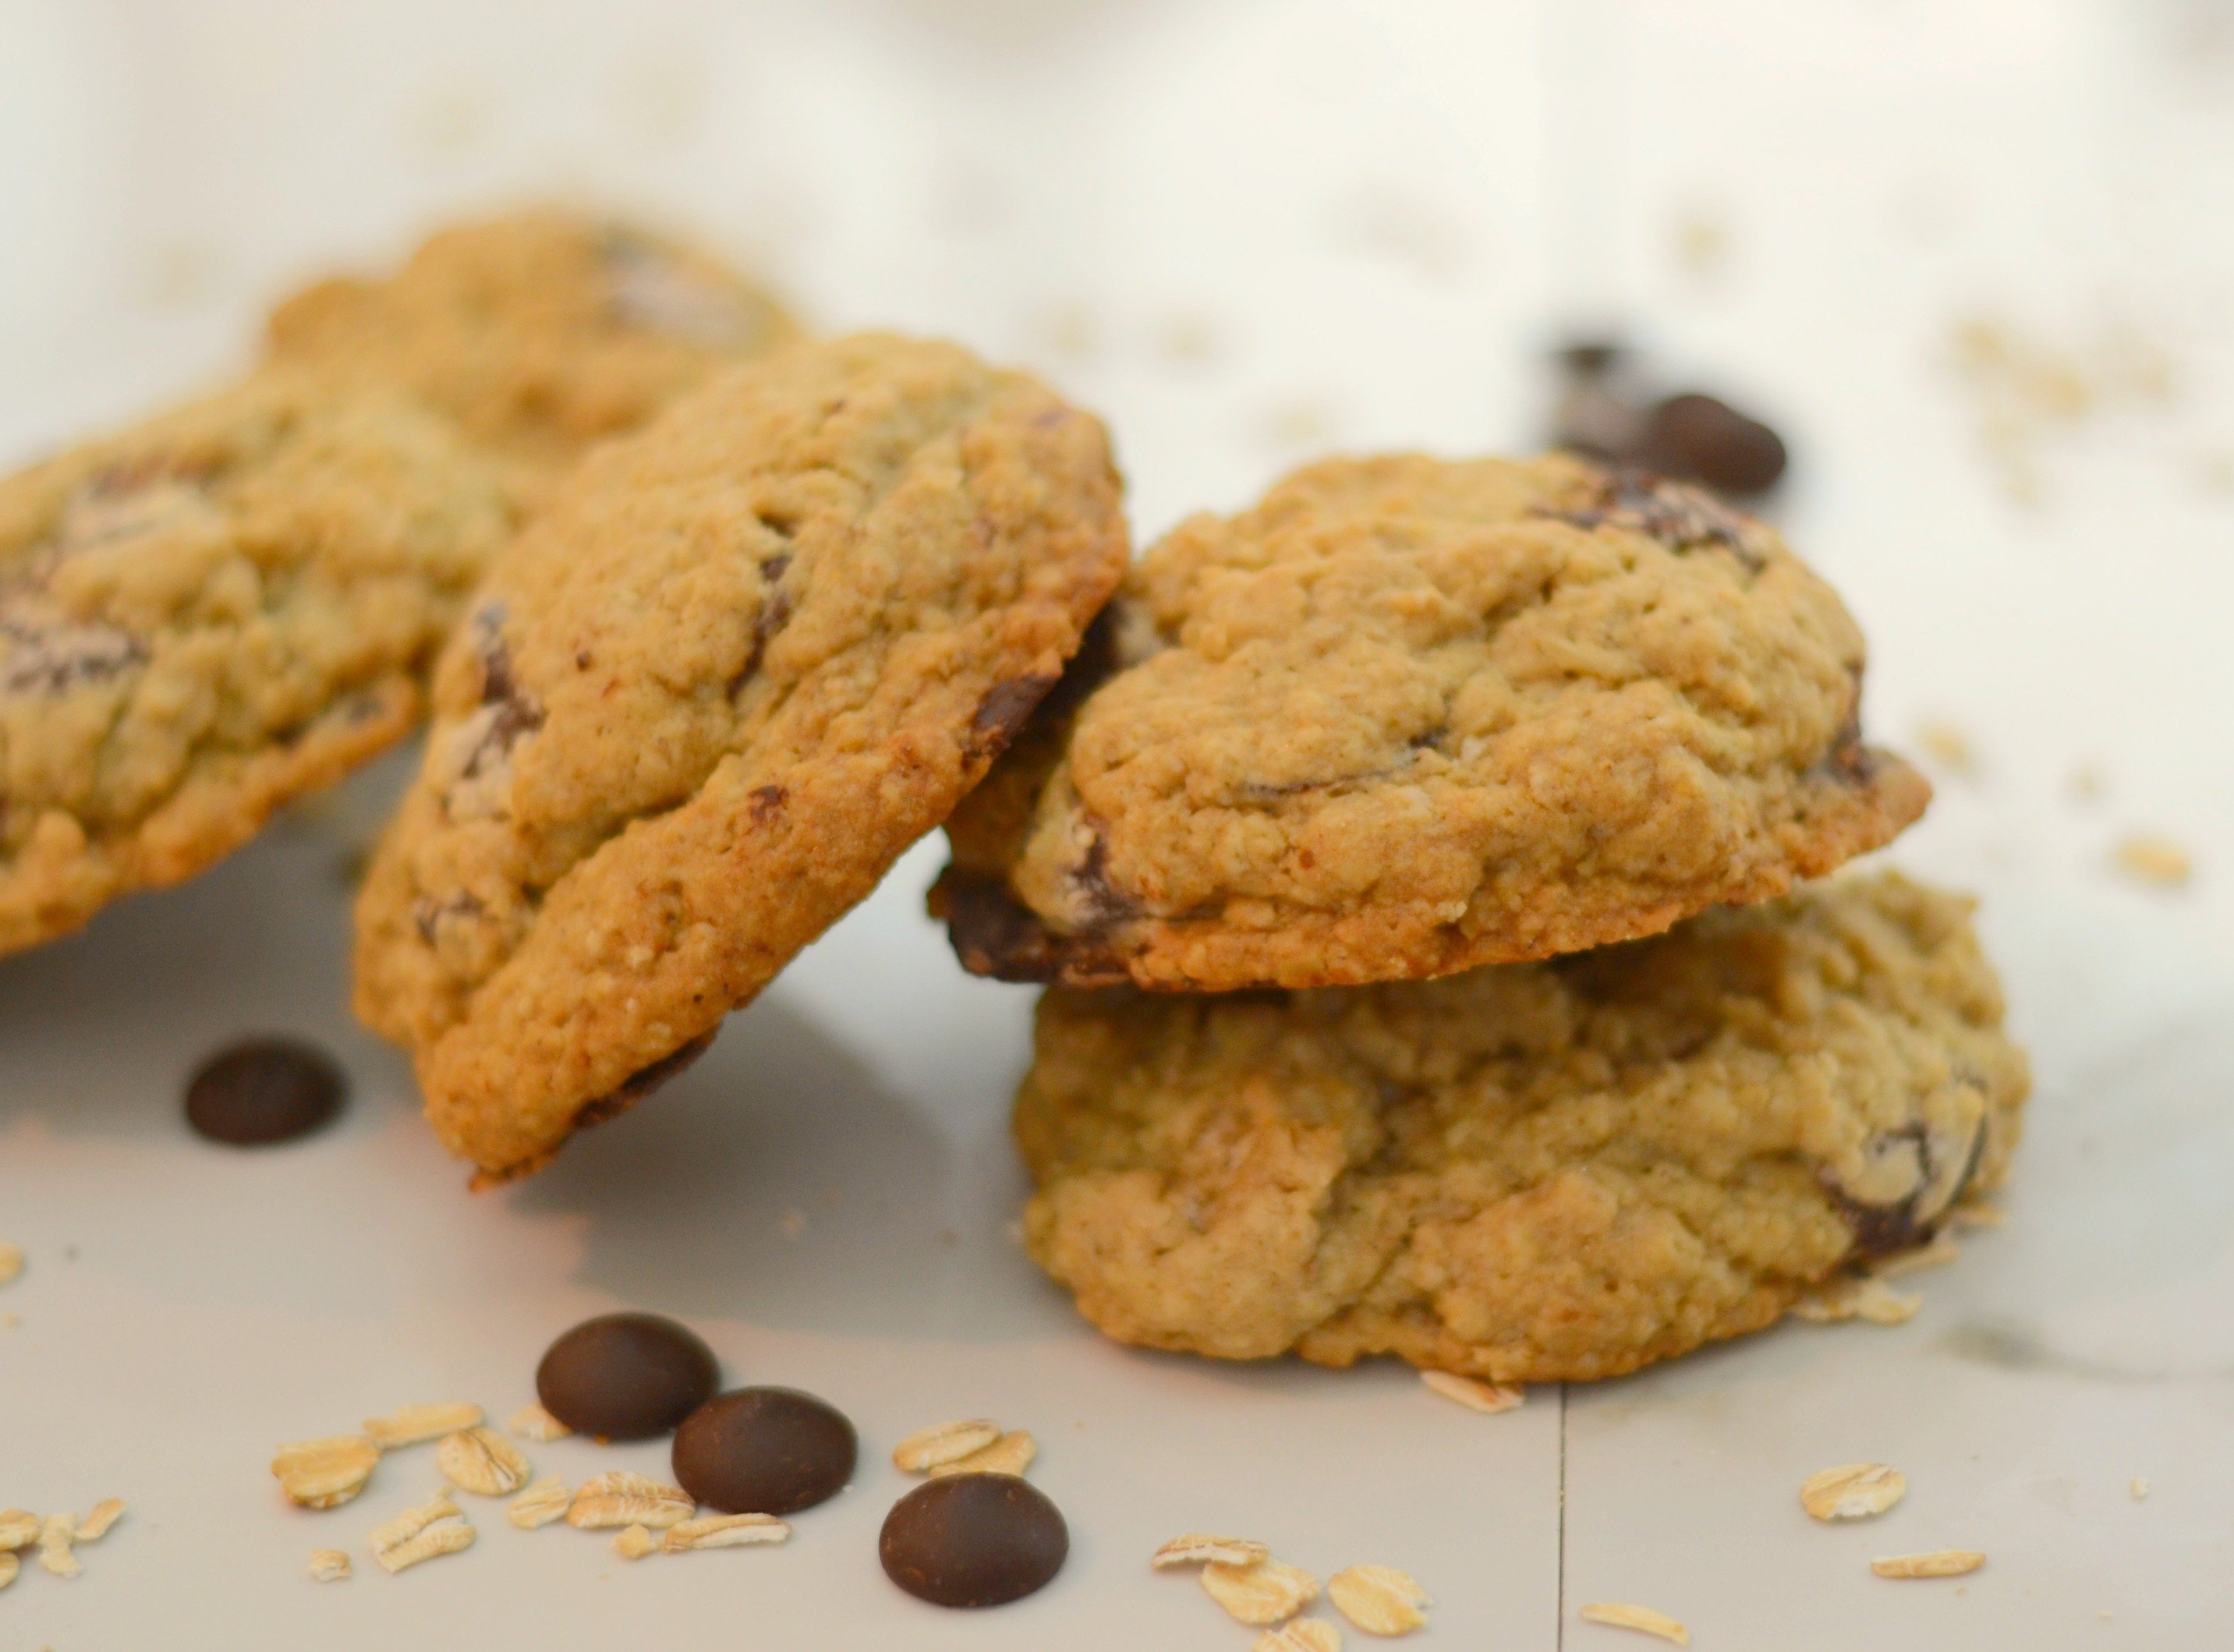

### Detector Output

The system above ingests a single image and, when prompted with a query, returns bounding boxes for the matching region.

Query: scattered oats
[2068,766,2106,803]
[1259,398,1333,451]
[1873,1549,1984,1579]
[1868,1235,1963,1279]
[509,1402,572,1444]
[2,1313,17,1328]
[926,1429,1036,1479]
[567,1471,694,1530]
[1419,1371,1524,1414]
[0,1242,21,1286]
[664,1513,789,1552]
[0,1509,38,1550]
[2131,1477,2151,1500]
[436,1426,531,1497]
[1328,1565,1430,1635]
[2113,834,2193,889]
[1578,1601,1689,1643]
[508,1477,572,1530]
[1203,1558,1321,1626]
[1670,204,1731,285]
[780,1208,807,1239]
[364,1403,483,1451]
[1156,313,1222,367]
[1791,1276,1919,1325]
[367,1492,459,1554]
[1914,721,1980,776]
[0,1551,15,1590]
[1152,1533,1270,1570]
[38,1513,78,1579]
[308,1548,352,1582]
[613,1523,660,1561]
[75,1498,124,1542]
[1801,1463,1907,1522]
[893,1419,1003,1474]
[369,1493,473,1574]
[1949,1202,2008,1231]
[272,1434,380,1509]
[1256,1620,1343,1652]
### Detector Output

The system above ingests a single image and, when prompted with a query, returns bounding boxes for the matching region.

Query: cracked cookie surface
[0,372,513,957]
[937,453,1929,991]
[353,333,1130,1181]
[1015,872,2027,1383]
[266,207,801,496]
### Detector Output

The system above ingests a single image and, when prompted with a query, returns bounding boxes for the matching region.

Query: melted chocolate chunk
[931,868,1131,988]
[1637,392,1788,497]
[570,1034,715,1134]
[1827,1115,1991,1258]
[880,1475,1068,1609]
[184,1038,348,1146]
[672,1388,857,1516]
[1545,471,1767,571]
[536,1312,719,1440]
[966,675,1059,764]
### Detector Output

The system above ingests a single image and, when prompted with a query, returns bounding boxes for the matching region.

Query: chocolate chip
[671,1388,856,1515]
[1,614,147,696]
[183,1038,347,1146]
[966,675,1059,763]
[880,1475,1068,1608]
[1637,391,1788,497]
[461,607,544,776]
[536,1312,718,1440]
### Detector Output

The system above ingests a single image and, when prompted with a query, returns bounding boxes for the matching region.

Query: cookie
[1014,872,2027,1383]
[266,207,802,493]
[0,372,515,957]
[935,455,1930,992]
[353,333,1130,1181]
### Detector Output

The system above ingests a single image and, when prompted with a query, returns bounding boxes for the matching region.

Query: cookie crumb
[1791,1275,1920,1325]
[509,1402,572,1443]
[1204,1558,1320,1626]
[364,1403,483,1451]
[1255,1621,1343,1652]
[1327,1564,1429,1634]
[779,1208,807,1239]
[75,1499,124,1542]
[1914,721,1980,776]
[2131,1477,2151,1500]
[1800,1464,1907,1521]
[1872,1549,1984,1579]
[925,1429,1036,1479]
[613,1523,660,1561]
[1152,1534,1270,1569]
[664,1513,789,1551]
[2112,833,2193,888]
[1578,1601,1689,1643]
[308,1548,352,1582]
[0,1243,21,1286]
[1419,1371,1524,1414]
[435,1426,531,1496]
[2068,766,2106,803]
[893,1419,1002,1474]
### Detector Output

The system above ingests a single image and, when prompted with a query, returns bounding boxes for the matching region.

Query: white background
[2,1,2232,1646]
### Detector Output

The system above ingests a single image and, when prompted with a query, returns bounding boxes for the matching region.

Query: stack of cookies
[0,204,2027,1388]
[930,458,2029,1382]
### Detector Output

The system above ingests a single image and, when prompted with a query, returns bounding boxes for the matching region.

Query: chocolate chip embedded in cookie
[353,332,1130,1181]
[0,373,515,958]
[934,453,1930,992]
[1013,872,2028,1384]
[265,207,802,494]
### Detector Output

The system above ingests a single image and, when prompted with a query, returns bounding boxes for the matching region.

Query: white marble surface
[2,1,2232,1647]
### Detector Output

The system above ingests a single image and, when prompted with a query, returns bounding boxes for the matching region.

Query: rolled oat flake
[880,1475,1068,1608]
[184,1038,346,1145]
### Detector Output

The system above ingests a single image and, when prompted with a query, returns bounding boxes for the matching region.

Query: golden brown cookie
[0,372,514,957]
[354,334,1130,1181]
[266,207,802,494]
[936,455,1929,992]
[1016,872,2027,1383]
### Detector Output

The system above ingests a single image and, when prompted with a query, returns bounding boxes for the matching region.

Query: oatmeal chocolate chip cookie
[0,373,514,957]
[1015,872,2027,1383]
[936,454,1930,992]
[266,207,802,492]
[354,333,1129,1181]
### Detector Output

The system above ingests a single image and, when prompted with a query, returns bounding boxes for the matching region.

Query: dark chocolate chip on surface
[536,1312,718,1440]
[1637,391,1789,497]
[672,1387,857,1515]
[880,1474,1068,1609]
[183,1038,347,1146]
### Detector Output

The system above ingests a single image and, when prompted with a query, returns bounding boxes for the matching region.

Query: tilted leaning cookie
[936,453,1930,992]
[354,331,1131,1182]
